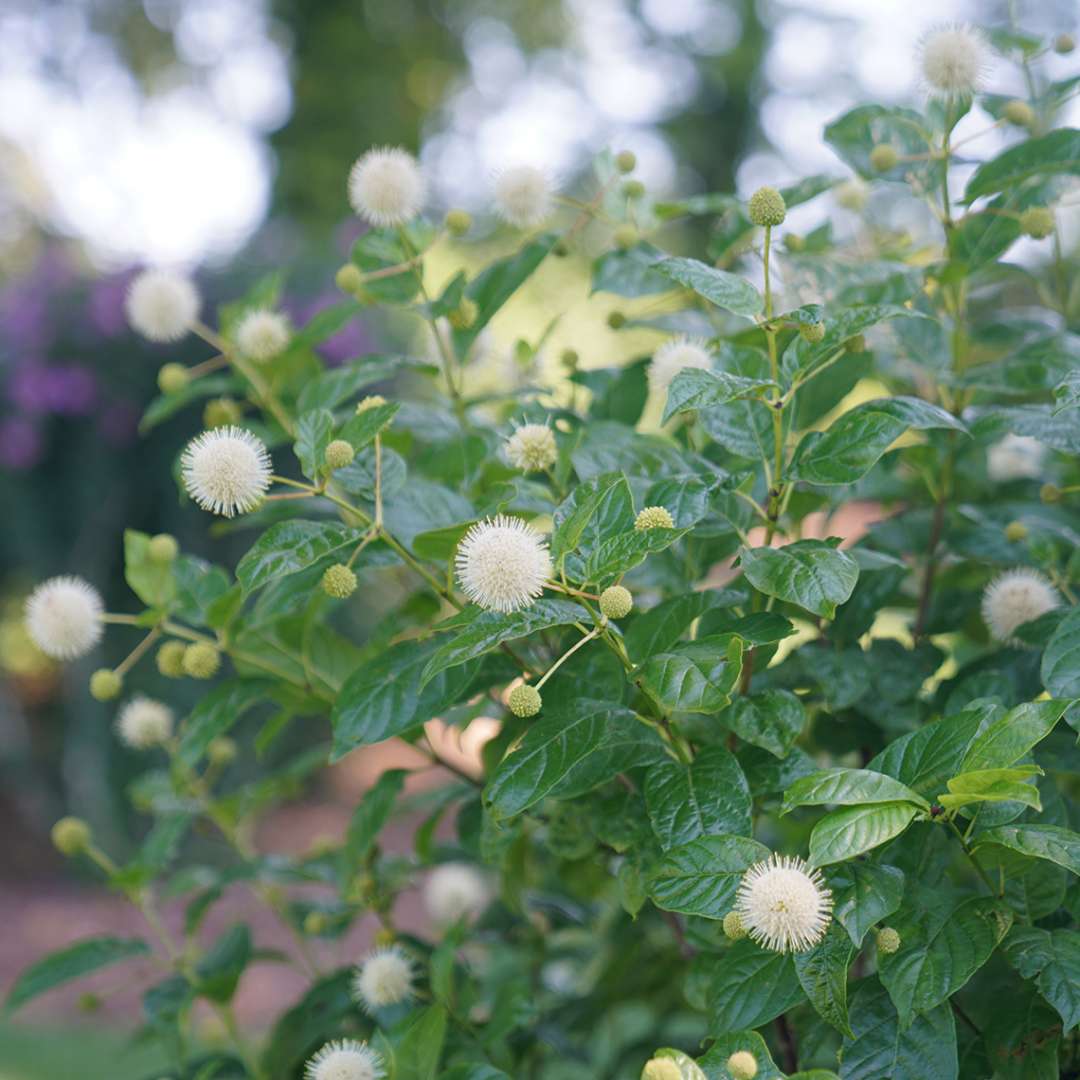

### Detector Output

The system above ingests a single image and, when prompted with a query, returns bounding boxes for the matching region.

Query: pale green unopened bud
[835,178,868,211]
[89,669,122,702]
[1020,207,1055,239]
[870,144,899,172]
[747,186,786,227]
[600,585,633,620]
[335,263,364,294]
[203,397,241,429]
[1004,521,1028,542]
[303,911,328,935]
[207,736,237,766]
[727,1051,759,1080]
[183,642,221,679]
[635,506,674,531]
[448,297,478,330]
[607,310,626,330]
[325,439,355,470]
[876,926,901,954]
[508,684,542,718]
[148,533,179,563]
[322,563,357,599]
[623,179,646,200]
[1055,32,1075,54]
[156,640,187,678]
[641,1061,681,1080]
[800,320,826,344]
[445,209,473,236]
[78,992,102,1013]
[1041,483,1062,504]
[614,225,638,251]
[616,150,637,174]
[1003,99,1035,127]
[52,816,91,856]
[357,394,387,413]
[723,910,747,940]
[157,363,190,395]
[783,233,805,253]
[561,348,579,369]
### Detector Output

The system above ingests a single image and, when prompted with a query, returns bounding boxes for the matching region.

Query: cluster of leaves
[8,22,1080,1080]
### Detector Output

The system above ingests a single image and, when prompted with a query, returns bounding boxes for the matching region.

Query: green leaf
[828,862,905,948]
[824,104,933,181]
[580,524,688,586]
[662,367,778,423]
[878,897,1011,1025]
[293,408,335,479]
[551,473,634,565]
[337,401,400,451]
[351,224,430,303]
[6,936,151,1013]
[339,769,406,883]
[794,922,855,1037]
[961,699,1070,772]
[840,979,957,1080]
[261,970,355,1075]
[195,924,251,1003]
[178,679,272,768]
[394,1003,448,1080]
[648,835,770,918]
[809,802,920,867]
[644,746,752,849]
[590,242,673,297]
[654,256,763,318]
[238,520,368,593]
[637,637,743,713]
[625,589,744,660]
[964,128,1080,200]
[972,824,1080,876]
[331,638,482,757]
[124,529,176,610]
[1053,367,1080,415]
[485,701,668,819]
[704,941,804,1034]
[789,397,966,486]
[1004,926,1080,1032]
[782,768,930,815]
[721,689,805,758]
[1042,608,1080,698]
[296,355,403,413]
[740,540,859,618]
[938,766,1043,812]
[644,1050,708,1080]
[421,599,588,686]
[697,1031,784,1080]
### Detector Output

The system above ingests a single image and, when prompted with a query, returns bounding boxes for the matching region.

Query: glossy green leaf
[961,699,1070,772]
[195,924,251,1003]
[655,256,764,318]
[809,802,920,867]
[293,408,335,479]
[704,941,804,1034]
[721,689,805,758]
[1004,926,1080,1032]
[237,520,368,593]
[782,768,930,815]
[1041,608,1080,698]
[828,862,905,947]
[337,400,400,451]
[794,922,855,1037]
[972,824,1080,876]
[740,540,859,618]
[964,128,1080,200]
[938,766,1043,812]
[697,1031,784,1080]
[124,529,176,610]
[637,636,743,713]
[648,835,769,918]
[662,367,778,423]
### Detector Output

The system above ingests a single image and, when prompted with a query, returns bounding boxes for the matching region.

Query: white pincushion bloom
[505,423,557,472]
[181,426,272,517]
[348,147,425,227]
[493,165,555,228]
[126,270,199,343]
[352,946,415,1011]
[919,25,989,97]
[982,568,1059,643]
[236,309,290,362]
[25,576,104,660]
[116,696,173,749]
[305,1039,384,1080]
[648,337,713,395]
[455,515,552,613]
[987,434,1045,482]
[735,853,832,953]
[424,862,490,925]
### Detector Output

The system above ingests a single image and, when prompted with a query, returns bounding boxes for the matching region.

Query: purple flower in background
[0,417,43,470]
[98,399,139,446]
[9,363,97,415]
[87,274,134,338]
[290,290,376,367]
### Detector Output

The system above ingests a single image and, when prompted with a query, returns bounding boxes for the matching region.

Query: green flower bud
[1020,206,1055,239]
[1003,99,1035,127]
[89,668,122,702]
[613,224,638,251]
[727,1051,759,1080]
[876,926,901,954]
[561,348,579,369]
[183,642,221,680]
[1004,521,1028,542]
[335,263,364,294]
[607,310,626,330]
[445,208,473,236]
[77,992,102,1013]
[157,363,190,395]
[448,297,479,330]
[207,736,237,766]
[641,1061,681,1080]
[783,233,805,252]
[508,683,542,718]
[357,394,387,413]
[324,439,355,470]
[322,563,358,599]
[870,144,899,172]
[156,640,187,678]
[835,178,868,211]
[1055,32,1075,54]
[623,179,646,200]
[615,150,637,173]
[723,910,747,940]
[303,911,328,935]
[148,533,179,563]
[373,926,397,947]
[203,397,241,429]
[553,240,570,257]
[800,320,827,343]
[1041,483,1061,504]
[845,334,867,353]
[747,186,786,227]
[599,585,633,620]
[52,816,92,856]
[635,506,674,531]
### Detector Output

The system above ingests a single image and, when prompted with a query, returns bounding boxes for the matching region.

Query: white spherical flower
[235,309,291,362]
[735,853,833,953]
[455,515,551,613]
[352,946,415,1011]
[982,568,1059,643]
[987,434,1045,482]
[919,25,989,97]
[424,862,490,925]
[493,165,555,228]
[648,337,713,395]
[305,1039,384,1080]
[505,423,557,472]
[116,696,173,749]
[181,426,272,518]
[25,576,104,660]
[348,147,425,227]
[126,270,199,343]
